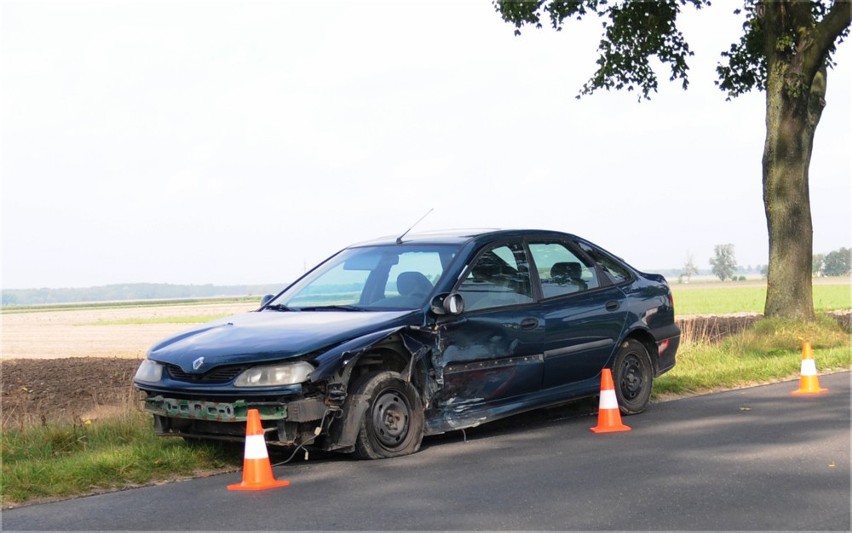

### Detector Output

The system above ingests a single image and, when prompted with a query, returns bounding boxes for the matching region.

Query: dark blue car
[134,229,679,459]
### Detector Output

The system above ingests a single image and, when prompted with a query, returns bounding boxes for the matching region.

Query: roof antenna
[396,208,433,244]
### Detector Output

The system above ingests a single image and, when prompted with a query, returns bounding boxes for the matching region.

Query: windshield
[267,244,460,311]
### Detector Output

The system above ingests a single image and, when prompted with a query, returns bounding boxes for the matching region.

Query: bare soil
[1,357,144,428]
[1,303,254,428]
[1,303,848,429]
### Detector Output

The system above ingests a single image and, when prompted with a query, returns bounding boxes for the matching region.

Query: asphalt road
[4,372,850,531]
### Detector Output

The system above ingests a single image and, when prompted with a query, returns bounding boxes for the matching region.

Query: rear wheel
[351,371,424,459]
[612,339,653,415]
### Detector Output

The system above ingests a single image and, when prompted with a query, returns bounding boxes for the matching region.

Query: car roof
[351,228,580,247]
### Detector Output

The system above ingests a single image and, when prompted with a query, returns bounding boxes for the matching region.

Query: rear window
[576,241,633,285]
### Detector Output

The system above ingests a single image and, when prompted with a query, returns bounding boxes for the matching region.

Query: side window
[458,243,533,311]
[529,242,599,298]
[576,241,632,285]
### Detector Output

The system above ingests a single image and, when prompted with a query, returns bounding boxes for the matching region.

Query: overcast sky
[2,0,850,290]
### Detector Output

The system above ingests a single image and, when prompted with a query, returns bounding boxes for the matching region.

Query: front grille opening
[166,364,245,383]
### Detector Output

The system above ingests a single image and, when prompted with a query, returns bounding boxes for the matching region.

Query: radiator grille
[166,364,245,383]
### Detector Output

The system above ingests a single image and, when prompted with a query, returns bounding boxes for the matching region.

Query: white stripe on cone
[599,389,619,410]
[800,358,817,376]
[244,434,269,460]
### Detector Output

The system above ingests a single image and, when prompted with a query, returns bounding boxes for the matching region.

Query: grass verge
[1,411,239,507]
[655,315,851,396]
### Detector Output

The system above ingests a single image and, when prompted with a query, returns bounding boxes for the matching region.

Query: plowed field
[1,302,254,427]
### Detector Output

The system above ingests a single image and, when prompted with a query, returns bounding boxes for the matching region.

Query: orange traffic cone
[591,368,631,433]
[227,409,290,491]
[791,341,828,395]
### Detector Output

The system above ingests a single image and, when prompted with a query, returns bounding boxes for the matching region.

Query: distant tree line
[1,283,284,307]
[698,244,850,282]
[813,247,852,277]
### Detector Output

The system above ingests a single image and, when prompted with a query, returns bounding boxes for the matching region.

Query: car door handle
[605,300,620,311]
[520,318,539,330]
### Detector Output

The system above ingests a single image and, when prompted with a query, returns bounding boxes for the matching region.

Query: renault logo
[192,357,205,371]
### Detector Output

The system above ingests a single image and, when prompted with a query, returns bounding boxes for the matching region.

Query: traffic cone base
[591,369,631,434]
[791,341,828,396]
[791,375,828,395]
[227,409,290,491]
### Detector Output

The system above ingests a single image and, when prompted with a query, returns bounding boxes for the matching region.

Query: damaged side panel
[322,318,552,442]
[423,308,546,434]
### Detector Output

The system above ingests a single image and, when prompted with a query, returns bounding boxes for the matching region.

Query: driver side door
[433,241,544,406]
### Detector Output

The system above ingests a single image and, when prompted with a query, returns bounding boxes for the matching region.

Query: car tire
[612,338,653,415]
[351,370,425,459]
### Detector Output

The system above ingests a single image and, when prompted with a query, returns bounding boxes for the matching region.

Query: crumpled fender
[310,326,437,452]
[309,326,407,383]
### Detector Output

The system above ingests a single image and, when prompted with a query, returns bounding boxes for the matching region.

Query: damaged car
[133,229,679,459]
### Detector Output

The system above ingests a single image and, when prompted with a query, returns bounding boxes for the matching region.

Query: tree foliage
[813,253,826,275]
[496,0,711,99]
[710,243,738,281]
[715,1,850,99]
[822,247,852,276]
[680,253,700,283]
[495,1,849,99]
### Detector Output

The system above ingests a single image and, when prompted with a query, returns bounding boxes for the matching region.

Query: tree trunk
[762,63,825,321]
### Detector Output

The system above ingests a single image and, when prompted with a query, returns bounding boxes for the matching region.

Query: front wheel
[351,371,425,459]
[612,339,653,415]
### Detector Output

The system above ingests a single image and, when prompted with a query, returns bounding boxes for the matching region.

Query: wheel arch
[346,339,409,385]
[310,327,432,385]
[620,328,659,375]
[320,329,434,453]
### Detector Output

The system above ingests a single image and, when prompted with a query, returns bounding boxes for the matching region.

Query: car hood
[148,310,418,372]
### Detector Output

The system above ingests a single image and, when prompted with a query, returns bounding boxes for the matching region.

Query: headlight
[234,362,314,387]
[134,359,163,383]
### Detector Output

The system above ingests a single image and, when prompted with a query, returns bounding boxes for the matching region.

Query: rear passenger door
[528,240,628,389]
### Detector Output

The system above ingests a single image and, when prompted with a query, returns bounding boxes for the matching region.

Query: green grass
[672,281,851,315]
[654,316,851,396]
[75,315,229,326]
[1,411,239,506]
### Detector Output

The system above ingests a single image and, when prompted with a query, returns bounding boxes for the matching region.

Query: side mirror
[430,293,465,316]
[260,294,275,308]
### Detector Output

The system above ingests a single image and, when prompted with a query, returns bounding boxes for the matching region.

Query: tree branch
[806,0,852,72]
[819,0,852,44]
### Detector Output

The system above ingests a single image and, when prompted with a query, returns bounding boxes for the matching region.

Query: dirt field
[1,302,255,428]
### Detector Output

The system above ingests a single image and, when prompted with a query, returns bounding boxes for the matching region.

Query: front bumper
[142,394,329,445]
[142,395,330,423]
